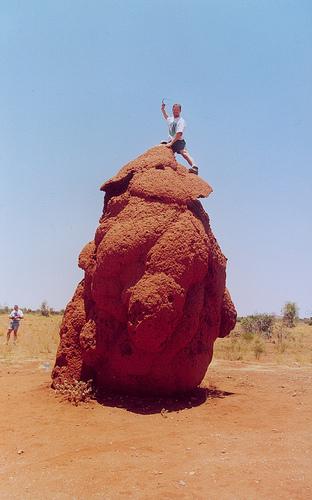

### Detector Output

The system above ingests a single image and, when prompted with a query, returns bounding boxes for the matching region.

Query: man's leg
[180,148,194,167]
[180,149,199,175]
[6,329,12,344]
[13,327,18,344]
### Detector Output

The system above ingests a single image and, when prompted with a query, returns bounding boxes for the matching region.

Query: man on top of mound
[161,100,198,175]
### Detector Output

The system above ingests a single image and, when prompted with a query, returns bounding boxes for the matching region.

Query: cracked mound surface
[52,146,236,395]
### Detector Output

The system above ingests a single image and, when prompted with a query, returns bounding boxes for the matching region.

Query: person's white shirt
[166,116,186,141]
[9,309,24,321]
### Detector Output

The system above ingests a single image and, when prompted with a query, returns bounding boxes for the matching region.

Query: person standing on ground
[161,101,198,175]
[5,305,24,345]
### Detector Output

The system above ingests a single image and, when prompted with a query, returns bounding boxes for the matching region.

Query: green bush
[40,300,50,317]
[282,302,298,328]
[241,314,275,338]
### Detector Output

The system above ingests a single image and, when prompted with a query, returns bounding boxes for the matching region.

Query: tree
[282,302,298,327]
[40,300,50,317]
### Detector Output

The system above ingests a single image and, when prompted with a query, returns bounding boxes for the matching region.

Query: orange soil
[1,359,312,499]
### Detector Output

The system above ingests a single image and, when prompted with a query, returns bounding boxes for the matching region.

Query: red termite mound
[52,146,236,395]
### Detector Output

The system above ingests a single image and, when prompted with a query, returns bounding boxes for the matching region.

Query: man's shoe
[189,166,199,175]
[160,141,168,145]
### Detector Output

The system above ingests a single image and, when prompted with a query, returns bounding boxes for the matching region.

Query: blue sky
[1,0,311,316]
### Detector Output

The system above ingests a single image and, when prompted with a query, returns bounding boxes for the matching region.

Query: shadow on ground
[95,386,234,415]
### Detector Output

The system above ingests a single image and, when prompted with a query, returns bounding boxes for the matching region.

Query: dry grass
[214,320,312,365]
[0,313,61,362]
[1,313,311,367]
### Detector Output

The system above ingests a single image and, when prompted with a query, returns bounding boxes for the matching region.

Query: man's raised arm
[161,100,168,120]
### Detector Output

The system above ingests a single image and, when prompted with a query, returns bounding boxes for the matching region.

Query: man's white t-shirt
[167,116,186,141]
[10,309,23,322]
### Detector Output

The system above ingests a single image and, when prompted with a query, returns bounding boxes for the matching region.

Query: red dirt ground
[1,359,312,499]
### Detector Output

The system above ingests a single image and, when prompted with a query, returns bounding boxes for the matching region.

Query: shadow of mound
[95,386,234,415]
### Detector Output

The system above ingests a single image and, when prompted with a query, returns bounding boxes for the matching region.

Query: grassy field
[0,313,61,363]
[1,312,311,366]
[214,320,312,365]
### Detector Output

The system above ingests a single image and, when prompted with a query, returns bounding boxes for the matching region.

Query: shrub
[282,302,298,328]
[253,339,265,360]
[55,379,94,405]
[222,337,244,361]
[40,300,50,317]
[241,331,254,342]
[240,316,254,334]
[274,322,290,354]
[241,314,275,338]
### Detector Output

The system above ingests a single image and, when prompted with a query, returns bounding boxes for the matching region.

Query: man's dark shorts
[172,139,186,154]
[9,320,19,331]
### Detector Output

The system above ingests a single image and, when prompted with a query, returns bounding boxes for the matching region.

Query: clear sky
[1,0,311,317]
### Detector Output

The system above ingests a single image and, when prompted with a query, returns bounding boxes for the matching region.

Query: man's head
[172,103,182,118]
[14,305,18,311]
